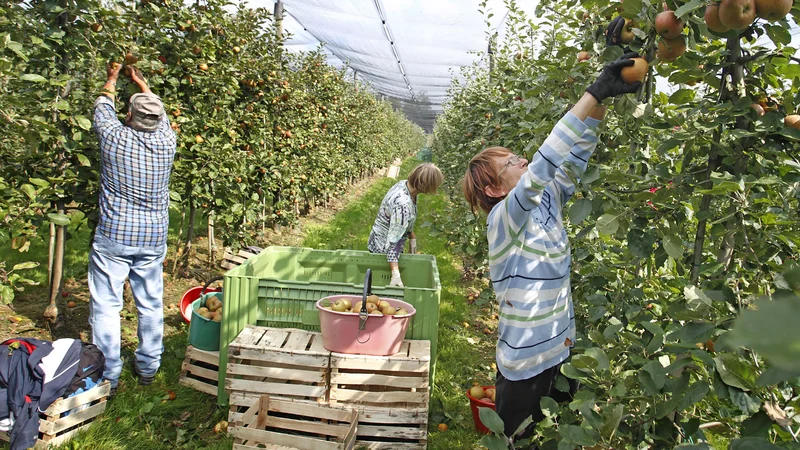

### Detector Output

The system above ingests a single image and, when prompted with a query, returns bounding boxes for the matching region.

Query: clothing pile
[0,338,105,450]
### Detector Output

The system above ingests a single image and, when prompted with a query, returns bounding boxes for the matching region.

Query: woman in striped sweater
[368,163,443,287]
[462,53,642,441]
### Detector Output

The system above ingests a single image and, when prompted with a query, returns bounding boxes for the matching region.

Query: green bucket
[188,293,223,351]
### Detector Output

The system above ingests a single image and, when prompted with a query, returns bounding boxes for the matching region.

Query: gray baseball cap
[129,93,165,131]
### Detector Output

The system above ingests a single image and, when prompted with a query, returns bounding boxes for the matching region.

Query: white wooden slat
[228,364,325,383]
[226,379,326,398]
[44,382,110,415]
[329,372,428,389]
[40,402,107,434]
[230,347,329,368]
[185,346,220,365]
[330,389,428,405]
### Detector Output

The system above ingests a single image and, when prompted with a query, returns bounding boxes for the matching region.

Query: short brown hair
[407,163,444,194]
[463,146,513,214]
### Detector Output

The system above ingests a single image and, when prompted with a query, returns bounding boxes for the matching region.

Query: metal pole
[274,0,283,38]
[354,69,358,91]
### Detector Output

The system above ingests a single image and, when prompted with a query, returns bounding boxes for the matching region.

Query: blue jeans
[88,232,166,388]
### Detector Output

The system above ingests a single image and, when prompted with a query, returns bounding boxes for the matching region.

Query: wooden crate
[229,395,358,450]
[179,345,220,397]
[328,340,430,449]
[0,381,111,449]
[226,325,331,420]
[220,247,260,270]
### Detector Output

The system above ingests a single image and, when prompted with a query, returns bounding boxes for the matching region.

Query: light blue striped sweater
[488,111,600,382]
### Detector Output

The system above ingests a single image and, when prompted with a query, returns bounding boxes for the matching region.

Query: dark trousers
[495,364,578,439]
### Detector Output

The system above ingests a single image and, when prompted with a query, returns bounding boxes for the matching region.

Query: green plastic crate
[217,246,441,404]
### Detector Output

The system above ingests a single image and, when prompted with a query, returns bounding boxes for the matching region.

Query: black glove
[586,52,643,102]
[604,17,633,53]
[605,16,625,46]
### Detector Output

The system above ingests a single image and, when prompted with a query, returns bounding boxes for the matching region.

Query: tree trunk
[48,222,55,285]
[177,199,197,276]
[208,212,216,265]
[716,36,750,272]
[44,202,66,325]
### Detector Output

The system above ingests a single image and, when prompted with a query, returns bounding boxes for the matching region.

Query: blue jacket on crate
[0,338,82,450]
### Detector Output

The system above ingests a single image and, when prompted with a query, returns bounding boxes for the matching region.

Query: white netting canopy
[237,0,540,132]
[242,0,800,132]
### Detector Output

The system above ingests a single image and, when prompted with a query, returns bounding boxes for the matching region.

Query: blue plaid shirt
[92,95,176,247]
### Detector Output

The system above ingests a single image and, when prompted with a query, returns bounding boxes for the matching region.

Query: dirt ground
[0,169,385,344]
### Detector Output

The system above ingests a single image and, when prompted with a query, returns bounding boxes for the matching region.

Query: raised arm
[553,105,607,206]
[93,62,124,138]
[497,54,641,226]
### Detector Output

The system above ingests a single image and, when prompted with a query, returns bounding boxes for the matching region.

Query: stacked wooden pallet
[224,325,430,450]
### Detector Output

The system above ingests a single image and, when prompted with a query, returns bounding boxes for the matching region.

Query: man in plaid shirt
[89,62,176,396]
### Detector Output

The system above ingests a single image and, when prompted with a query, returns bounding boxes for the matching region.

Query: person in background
[368,162,443,287]
[461,53,642,441]
[89,61,176,397]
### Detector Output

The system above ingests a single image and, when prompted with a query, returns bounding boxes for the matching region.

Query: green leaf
[12,262,38,271]
[20,184,36,199]
[730,438,783,450]
[77,154,91,166]
[627,228,656,258]
[728,291,800,372]
[684,285,712,311]
[29,178,49,188]
[477,407,505,435]
[540,396,559,419]
[674,0,705,17]
[639,360,666,394]
[662,234,683,259]
[620,0,644,17]
[584,347,609,372]
[669,88,695,104]
[75,116,92,131]
[54,100,71,111]
[714,353,758,391]
[568,198,592,225]
[597,214,619,235]
[20,73,47,83]
[479,434,509,450]
[729,387,760,414]
[572,354,599,371]
[559,424,599,446]
[47,212,71,226]
[0,284,14,305]
[765,24,792,46]
[677,382,709,410]
[671,322,715,344]
[599,404,623,439]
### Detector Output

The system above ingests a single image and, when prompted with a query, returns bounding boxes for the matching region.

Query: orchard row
[432,0,799,447]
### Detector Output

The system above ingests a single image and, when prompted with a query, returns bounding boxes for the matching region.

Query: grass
[1,156,497,449]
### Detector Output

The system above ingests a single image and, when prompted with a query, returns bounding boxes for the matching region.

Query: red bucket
[466,386,497,435]
[179,286,221,323]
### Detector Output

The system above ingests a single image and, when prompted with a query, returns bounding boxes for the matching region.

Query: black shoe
[134,369,155,386]
[108,387,117,399]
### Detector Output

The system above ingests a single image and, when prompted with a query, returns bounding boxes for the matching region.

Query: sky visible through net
[242,0,800,132]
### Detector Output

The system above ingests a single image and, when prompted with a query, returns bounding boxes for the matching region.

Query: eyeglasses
[498,154,521,176]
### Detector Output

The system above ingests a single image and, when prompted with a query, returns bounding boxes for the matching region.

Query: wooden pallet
[179,345,220,397]
[220,247,260,270]
[229,395,358,450]
[328,340,430,449]
[226,325,331,420]
[0,381,111,449]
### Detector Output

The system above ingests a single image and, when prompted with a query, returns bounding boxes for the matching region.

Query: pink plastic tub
[316,295,416,356]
